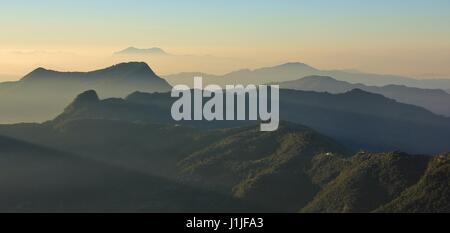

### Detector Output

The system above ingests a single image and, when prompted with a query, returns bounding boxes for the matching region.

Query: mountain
[178,122,349,212]
[114,47,168,56]
[302,152,431,213]
[320,70,450,89]
[0,62,171,123]
[0,91,448,212]
[0,134,259,213]
[1,118,448,212]
[164,62,319,86]
[279,89,450,154]
[20,62,169,88]
[0,116,349,212]
[164,62,450,90]
[302,152,449,213]
[277,75,450,116]
[376,154,450,213]
[47,88,450,154]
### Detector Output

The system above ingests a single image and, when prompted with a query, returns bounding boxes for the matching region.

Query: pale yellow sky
[1,0,450,81]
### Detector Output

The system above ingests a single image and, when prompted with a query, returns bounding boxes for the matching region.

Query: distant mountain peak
[104,61,156,75]
[73,90,100,103]
[275,62,318,70]
[344,88,388,100]
[115,47,168,55]
[281,62,308,66]
[347,88,370,94]
[302,75,338,82]
[21,62,161,82]
[33,67,49,72]
[21,67,56,80]
[63,90,100,114]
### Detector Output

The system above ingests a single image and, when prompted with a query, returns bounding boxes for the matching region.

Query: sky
[1,0,450,80]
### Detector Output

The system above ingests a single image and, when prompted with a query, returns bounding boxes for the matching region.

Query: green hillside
[376,154,450,213]
[302,152,431,213]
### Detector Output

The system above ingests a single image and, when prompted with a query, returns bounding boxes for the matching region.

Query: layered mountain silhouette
[46,89,450,154]
[277,75,450,116]
[0,61,449,212]
[0,62,171,123]
[164,62,450,90]
[0,110,448,212]
[164,62,319,86]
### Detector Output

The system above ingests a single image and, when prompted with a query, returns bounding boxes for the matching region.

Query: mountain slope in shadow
[0,134,263,213]
[44,89,450,154]
[1,120,447,213]
[0,117,350,213]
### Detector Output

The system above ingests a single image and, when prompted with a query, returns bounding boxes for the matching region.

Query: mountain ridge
[46,88,450,154]
[21,62,159,82]
[163,62,450,90]
[277,75,450,116]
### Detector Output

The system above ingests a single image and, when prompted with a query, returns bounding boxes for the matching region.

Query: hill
[302,152,431,213]
[376,154,450,213]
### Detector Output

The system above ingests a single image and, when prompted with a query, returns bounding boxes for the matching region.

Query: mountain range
[276,75,450,117]
[1,62,450,153]
[42,89,450,154]
[0,62,171,123]
[0,61,449,212]
[0,92,448,212]
[164,62,450,90]
[2,61,450,124]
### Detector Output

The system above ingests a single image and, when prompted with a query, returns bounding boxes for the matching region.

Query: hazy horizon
[1,0,450,80]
